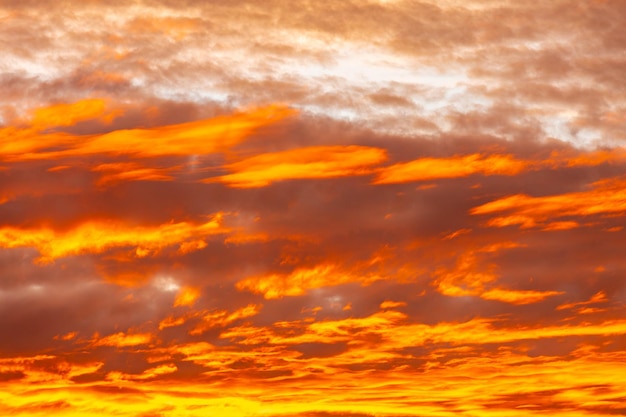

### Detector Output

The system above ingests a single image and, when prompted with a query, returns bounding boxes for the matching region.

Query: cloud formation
[207,146,387,188]
[1,0,626,416]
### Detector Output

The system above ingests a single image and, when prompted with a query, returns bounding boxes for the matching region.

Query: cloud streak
[207,146,387,188]
[471,177,626,229]
[0,213,227,264]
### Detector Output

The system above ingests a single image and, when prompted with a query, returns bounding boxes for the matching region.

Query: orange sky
[1,1,626,416]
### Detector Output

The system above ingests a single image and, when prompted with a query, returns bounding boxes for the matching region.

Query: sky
[1,0,626,416]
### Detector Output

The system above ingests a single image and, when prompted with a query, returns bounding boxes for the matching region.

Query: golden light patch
[433,244,562,304]
[1,103,296,161]
[173,287,201,307]
[189,304,262,335]
[92,162,178,186]
[379,300,406,309]
[92,332,152,347]
[472,177,626,228]
[481,288,564,305]
[207,145,387,188]
[0,213,227,263]
[30,99,118,128]
[53,332,78,341]
[236,264,379,299]
[374,153,529,184]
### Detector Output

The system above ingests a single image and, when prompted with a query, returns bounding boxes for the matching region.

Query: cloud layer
[1,1,626,416]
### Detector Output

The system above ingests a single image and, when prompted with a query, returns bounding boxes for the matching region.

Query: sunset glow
[1,1,626,416]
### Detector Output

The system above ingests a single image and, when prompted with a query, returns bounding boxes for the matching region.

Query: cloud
[374,154,529,184]
[92,162,178,186]
[206,146,387,188]
[0,213,227,264]
[189,304,262,335]
[480,288,564,305]
[105,363,177,381]
[236,265,359,299]
[219,306,626,351]
[92,332,152,347]
[235,254,413,299]
[28,99,120,128]
[2,102,296,161]
[432,242,564,304]
[471,177,626,229]
[374,149,626,185]
[173,286,201,307]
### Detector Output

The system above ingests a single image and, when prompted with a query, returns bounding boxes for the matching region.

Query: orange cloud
[106,364,177,382]
[379,300,406,309]
[189,304,262,336]
[2,347,625,417]
[1,103,295,161]
[0,213,227,263]
[173,287,201,307]
[66,104,294,159]
[218,303,626,350]
[0,127,68,157]
[0,99,119,158]
[158,304,262,333]
[158,311,200,330]
[557,291,608,311]
[236,264,385,299]
[92,162,178,186]
[29,99,120,129]
[471,177,626,228]
[373,149,626,186]
[481,288,564,304]
[433,243,563,304]
[0,355,56,367]
[374,153,529,184]
[550,148,626,168]
[53,332,78,341]
[92,332,152,347]
[159,312,197,330]
[4,304,626,417]
[206,145,387,188]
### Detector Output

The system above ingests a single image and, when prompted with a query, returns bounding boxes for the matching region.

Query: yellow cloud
[1,102,296,161]
[433,243,563,304]
[374,153,529,184]
[206,145,387,188]
[30,99,119,129]
[236,264,384,299]
[0,213,227,263]
[173,287,201,307]
[471,177,626,228]
[93,332,152,347]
